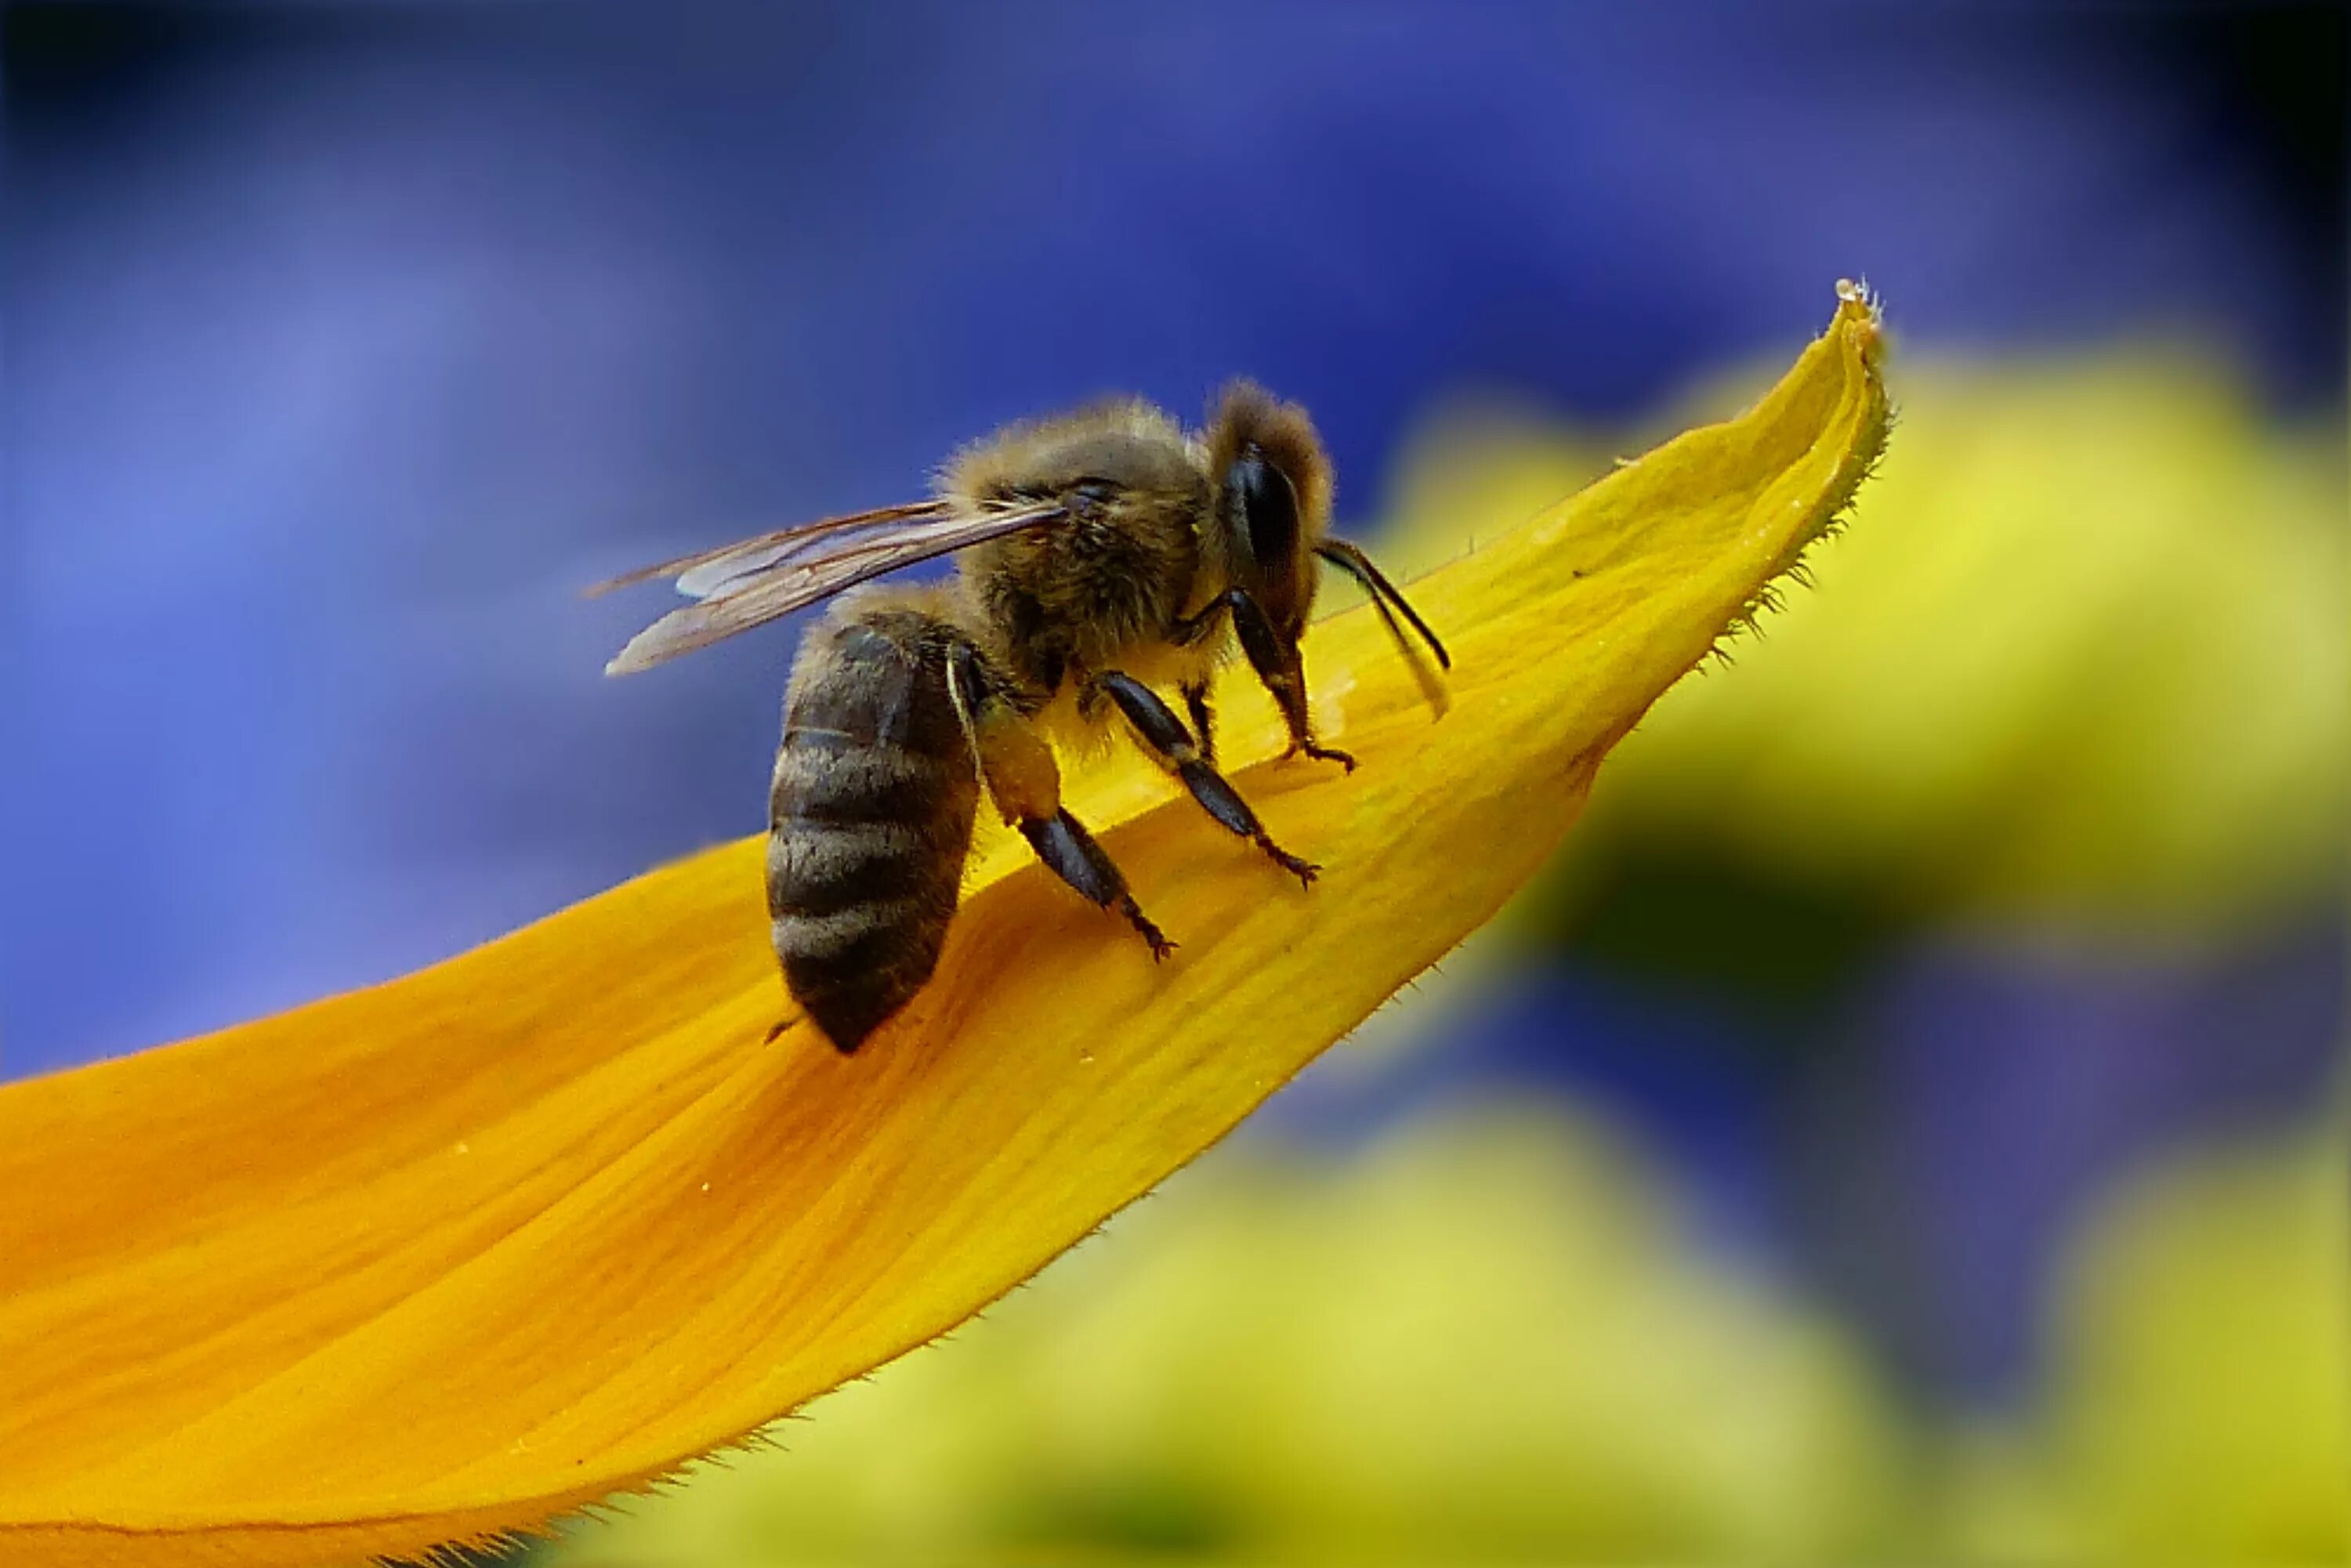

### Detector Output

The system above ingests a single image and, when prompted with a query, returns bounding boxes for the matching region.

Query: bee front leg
[1219,589,1355,773]
[1096,671,1318,889]
[947,645,1174,959]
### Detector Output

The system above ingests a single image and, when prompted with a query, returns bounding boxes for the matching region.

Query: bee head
[1205,381,1333,643]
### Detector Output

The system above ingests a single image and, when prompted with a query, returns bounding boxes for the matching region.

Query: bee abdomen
[769,609,980,1052]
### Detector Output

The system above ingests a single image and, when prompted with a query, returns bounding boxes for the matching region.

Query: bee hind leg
[947,646,1176,959]
[1020,809,1176,959]
[1096,671,1319,890]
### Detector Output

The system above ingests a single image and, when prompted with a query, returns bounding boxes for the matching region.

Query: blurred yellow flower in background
[1380,350,2348,938]
[2045,1126,2349,1559]
[548,1108,1907,1566]
[1949,1119,2350,1563]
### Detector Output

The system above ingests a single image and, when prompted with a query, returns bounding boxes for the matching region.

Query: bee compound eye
[1230,448,1300,572]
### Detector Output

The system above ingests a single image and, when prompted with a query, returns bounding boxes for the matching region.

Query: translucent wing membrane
[601,502,1065,675]
[585,502,949,600]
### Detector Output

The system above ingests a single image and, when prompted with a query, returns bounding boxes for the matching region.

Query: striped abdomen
[768,604,980,1052]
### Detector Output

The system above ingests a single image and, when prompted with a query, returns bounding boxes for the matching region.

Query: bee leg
[1096,671,1318,889]
[1212,588,1356,773]
[947,646,1175,959]
[1022,810,1176,960]
[1181,679,1217,768]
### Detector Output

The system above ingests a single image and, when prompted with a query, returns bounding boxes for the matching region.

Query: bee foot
[1118,896,1177,961]
[1259,837,1320,889]
[1302,742,1357,773]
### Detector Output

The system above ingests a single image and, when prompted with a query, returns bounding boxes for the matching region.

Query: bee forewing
[585,501,948,599]
[675,538,827,601]
[603,502,1064,675]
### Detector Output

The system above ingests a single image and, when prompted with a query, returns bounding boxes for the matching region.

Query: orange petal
[0,285,1889,1566]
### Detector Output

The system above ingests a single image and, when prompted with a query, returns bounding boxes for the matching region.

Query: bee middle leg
[947,645,1175,959]
[1181,679,1217,768]
[1095,671,1318,889]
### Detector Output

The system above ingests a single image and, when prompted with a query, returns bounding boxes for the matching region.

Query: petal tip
[1832,277,1889,360]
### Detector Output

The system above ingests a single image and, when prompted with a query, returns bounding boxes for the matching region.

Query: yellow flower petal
[0,286,1887,1567]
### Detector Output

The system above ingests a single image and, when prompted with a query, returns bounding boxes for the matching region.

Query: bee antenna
[1313,539,1451,669]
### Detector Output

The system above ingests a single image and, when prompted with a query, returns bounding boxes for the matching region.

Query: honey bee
[595,382,1448,1052]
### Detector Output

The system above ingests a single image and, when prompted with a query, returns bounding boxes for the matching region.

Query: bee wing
[601,502,1064,675]
[585,501,948,600]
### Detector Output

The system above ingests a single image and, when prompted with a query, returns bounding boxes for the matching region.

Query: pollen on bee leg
[972,708,1062,826]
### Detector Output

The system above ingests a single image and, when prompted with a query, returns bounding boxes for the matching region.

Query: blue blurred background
[6,4,2345,1562]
